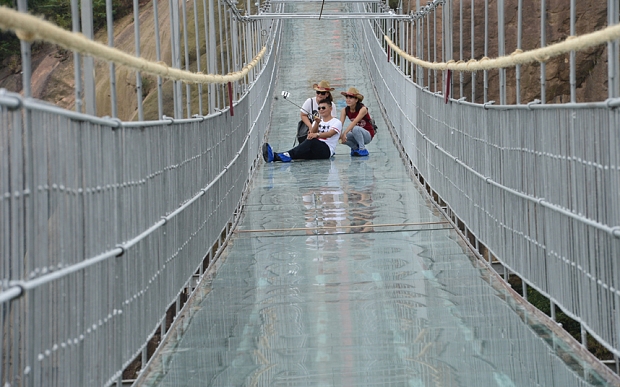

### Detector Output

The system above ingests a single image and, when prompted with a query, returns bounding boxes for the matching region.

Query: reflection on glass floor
[138,3,616,387]
[140,158,614,387]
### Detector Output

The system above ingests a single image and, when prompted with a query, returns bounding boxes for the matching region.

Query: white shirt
[317,117,342,156]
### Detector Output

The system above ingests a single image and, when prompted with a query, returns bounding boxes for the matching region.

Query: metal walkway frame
[0,0,619,385]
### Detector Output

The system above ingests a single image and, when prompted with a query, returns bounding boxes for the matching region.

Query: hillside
[0,0,612,118]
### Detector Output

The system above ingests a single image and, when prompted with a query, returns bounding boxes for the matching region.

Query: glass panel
[139,3,615,386]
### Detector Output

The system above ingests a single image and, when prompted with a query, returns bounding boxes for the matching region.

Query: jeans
[287,138,331,160]
[343,126,371,150]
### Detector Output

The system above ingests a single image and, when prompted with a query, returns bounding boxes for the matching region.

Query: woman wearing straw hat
[298,81,338,144]
[339,87,375,156]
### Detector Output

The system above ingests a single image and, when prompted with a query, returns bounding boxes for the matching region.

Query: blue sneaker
[357,148,369,156]
[277,152,292,162]
[350,148,358,156]
[262,143,274,162]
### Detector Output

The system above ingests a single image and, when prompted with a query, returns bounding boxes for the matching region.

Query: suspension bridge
[1,0,620,386]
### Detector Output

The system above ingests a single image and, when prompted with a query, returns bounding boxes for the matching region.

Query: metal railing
[360,0,620,361]
[2,0,620,384]
[0,0,281,385]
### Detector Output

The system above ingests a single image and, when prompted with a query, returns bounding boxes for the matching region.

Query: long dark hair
[347,101,364,113]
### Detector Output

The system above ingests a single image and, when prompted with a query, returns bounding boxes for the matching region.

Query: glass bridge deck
[139,3,615,386]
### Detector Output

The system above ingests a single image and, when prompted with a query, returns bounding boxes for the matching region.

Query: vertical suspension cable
[426,12,430,88]
[71,0,83,113]
[417,0,423,87]
[106,0,118,118]
[540,0,546,103]
[484,0,489,103]
[133,0,144,120]
[569,0,576,103]
[82,0,96,115]
[471,0,475,103]
[223,6,232,77]
[411,20,415,80]
[498,0,505,105]
[153,0,163,119]
[231,17,239,100]
[516,0,522,104]
[443,0,453,99]
[193,0,203,115]
[433,6,437,91]
[208,0,216,113]
[217,1,226,108]
[181,0,191,117]
[459,0,463,98]
[170,0,183,118]
[608,0,620,99]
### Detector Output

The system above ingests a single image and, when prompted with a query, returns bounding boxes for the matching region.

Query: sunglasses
[345,95,356,99]
[316,91,328,95]
[318,106,329,110]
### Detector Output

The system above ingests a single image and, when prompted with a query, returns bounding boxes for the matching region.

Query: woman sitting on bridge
[297,80,338,144]
[339,87,375,156]
[263,98,341,162]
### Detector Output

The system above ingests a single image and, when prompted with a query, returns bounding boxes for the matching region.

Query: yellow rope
[0,6,265,84]
[385,22,620,72]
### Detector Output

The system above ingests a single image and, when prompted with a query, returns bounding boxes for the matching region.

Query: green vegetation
[0,0,133,63]
[509,276,613,361]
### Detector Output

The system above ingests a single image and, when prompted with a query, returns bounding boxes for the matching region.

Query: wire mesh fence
[0,0,278,385]
[362,0,620,361]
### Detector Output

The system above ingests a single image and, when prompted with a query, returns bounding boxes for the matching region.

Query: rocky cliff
[408,0,610,103]
[0,0,613,113]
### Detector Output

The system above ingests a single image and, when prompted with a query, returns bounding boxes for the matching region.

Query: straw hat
[340,87,364,102]
[312,80,335,92]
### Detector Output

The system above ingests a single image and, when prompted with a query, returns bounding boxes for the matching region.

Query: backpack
[367,106,378,134]
[296,99,313,145]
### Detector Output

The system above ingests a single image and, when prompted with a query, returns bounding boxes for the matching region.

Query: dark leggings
[287,138,331,160]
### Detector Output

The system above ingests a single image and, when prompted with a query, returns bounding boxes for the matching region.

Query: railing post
[484,0,488,103]
[608,0,620,99]
[569,0,576,103]
[106,0,118,118]
[459,0,463,98]
[416,0,422,87]
[71,0,83,113]
[540,0,546,103]
[170,0,183,118]
[443,0,453,100]
[208,0,217,113]
[133,0,144,121]
[498,0,506,105]
[194,0,205,115]
[153,0,164,119]
[516,0,522,103]
[471,0,475,102]
[81,0,97,115]
[181,0,191,118]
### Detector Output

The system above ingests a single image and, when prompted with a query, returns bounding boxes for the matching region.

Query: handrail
[0,6,266,84]
[384,21,620,71]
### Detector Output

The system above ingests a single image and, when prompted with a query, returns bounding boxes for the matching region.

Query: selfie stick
[281,91,311,115]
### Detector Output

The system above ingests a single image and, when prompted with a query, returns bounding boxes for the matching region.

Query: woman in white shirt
[297,80,338,144]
